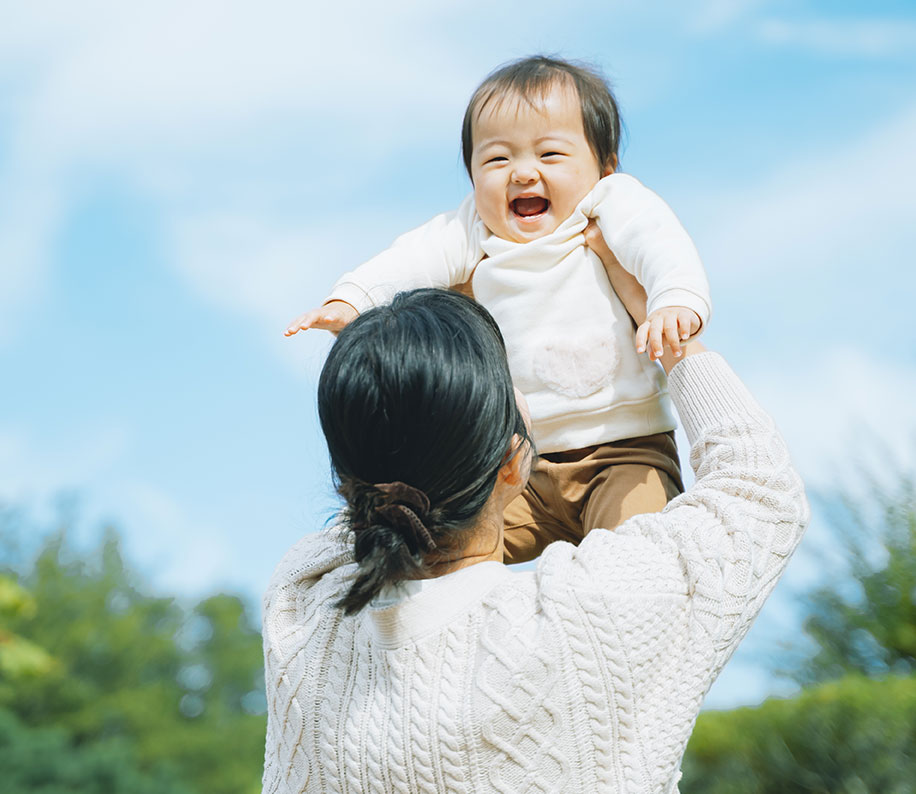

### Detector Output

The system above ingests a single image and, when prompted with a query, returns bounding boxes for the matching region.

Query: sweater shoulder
[264,527,352,604]
[535,529,688,601]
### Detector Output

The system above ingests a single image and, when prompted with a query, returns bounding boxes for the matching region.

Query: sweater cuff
[326,281,375,314]
[667,352,765,445]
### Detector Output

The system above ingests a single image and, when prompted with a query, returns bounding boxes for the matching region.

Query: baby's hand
[636,307,701,361]
[285,300,358,336]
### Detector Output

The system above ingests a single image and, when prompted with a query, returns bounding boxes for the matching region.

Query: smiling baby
[286,55,711,562]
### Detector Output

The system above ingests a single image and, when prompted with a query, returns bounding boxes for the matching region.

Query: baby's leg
[581,432,684,533]
[502,456,582,564]
[502,433,683,562]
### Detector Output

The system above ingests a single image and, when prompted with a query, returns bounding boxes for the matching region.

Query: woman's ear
[498,434,530,488]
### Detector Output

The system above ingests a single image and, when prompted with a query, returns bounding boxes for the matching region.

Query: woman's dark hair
[318,289,529,614]
[461,55,623,179]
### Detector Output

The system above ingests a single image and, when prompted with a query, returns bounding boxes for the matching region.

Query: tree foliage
[682,461,916,792]
[682,674,916,794]
[789,466,916,685]
[0,507,266,794]
[0,707,193,794]
[0,575,55,679]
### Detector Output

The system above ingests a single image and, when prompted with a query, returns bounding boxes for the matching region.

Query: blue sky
[1,0,914,708]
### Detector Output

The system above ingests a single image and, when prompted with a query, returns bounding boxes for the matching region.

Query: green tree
[0,506,266,794]
[0,576,55,680]
[681,674,916,794]
[788,466,916,685]
[681,462,916,792]
[0,708,193,794]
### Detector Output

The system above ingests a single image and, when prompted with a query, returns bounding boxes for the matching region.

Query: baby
[287,56,711,563]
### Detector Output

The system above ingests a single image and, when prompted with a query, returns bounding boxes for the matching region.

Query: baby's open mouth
[511,197,549,218]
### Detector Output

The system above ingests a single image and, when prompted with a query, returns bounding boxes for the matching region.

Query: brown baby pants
[502,431,684,564]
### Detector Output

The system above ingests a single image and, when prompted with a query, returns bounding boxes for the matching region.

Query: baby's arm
[589,175,711,358]
[285,196,480,335]
[585,220,691,361]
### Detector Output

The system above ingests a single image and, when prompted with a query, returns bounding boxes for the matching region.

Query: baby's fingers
[677,309,701,340]
[663,313,683,358]
[285,308,335,335]
[635,320,651,354]
[647,319,666,360]
[285,311,317,336]
[636,318,666,359]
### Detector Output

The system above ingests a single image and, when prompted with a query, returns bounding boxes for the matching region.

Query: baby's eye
[485,156,508,165]
[541,151,564,159]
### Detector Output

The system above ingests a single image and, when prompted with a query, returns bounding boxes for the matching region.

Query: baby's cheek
[474,200,504,237]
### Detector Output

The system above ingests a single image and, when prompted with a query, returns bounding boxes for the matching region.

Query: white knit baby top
[327,174,711,453]
[261,353,808,793]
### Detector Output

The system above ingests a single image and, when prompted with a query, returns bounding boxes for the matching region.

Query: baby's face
[470,82,610,244]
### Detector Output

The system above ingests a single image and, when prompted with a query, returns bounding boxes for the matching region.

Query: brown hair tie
[374,481,437,552]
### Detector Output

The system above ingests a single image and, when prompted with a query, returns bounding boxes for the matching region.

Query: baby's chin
[477,208,563,244]
[501,213,563,244]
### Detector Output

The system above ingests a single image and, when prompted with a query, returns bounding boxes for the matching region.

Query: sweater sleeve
[618,352,808,666]
[590,173,712,329]
[529,356,806,790]
[326,194,482,313]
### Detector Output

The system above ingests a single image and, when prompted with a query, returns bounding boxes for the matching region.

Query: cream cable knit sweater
[261,353,808,793]
[327,174,711,453]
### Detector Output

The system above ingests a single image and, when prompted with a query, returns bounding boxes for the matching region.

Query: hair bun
[373,482,437,552]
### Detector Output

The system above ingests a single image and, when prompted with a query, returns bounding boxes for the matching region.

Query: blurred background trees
[0,506,265,794]
[788,468,916,685]
[682,674,916,793]
[682,465,916,793]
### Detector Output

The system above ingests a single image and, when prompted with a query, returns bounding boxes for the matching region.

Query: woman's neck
[419,503,505,577]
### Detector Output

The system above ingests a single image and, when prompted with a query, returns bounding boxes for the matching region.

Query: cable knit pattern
[476,593,571,791]
[261,353,809,793]
[438,626,470,793]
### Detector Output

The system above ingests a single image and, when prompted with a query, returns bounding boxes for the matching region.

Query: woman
[262,284,808,793]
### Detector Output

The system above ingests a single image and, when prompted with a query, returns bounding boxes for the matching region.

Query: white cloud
[5,0,469,164]
[691,106,916,290]
[0,184,60,345]
[0,425,240,597]
[166,211,361,377]
[758,17,916,58]
[743,346,916,487]
[167,199,433,318]
[687,0,765,34]
[114,480,235,598]
[0,0,478,348]
[0,422,131,499]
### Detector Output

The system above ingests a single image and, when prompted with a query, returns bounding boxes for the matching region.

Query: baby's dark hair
[461,55,623,179]
[318,289,530,614]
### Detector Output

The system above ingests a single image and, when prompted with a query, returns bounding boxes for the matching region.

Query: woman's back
[262,353,807,794]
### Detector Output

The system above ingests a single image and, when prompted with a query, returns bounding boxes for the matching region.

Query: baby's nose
[511,163,538,183]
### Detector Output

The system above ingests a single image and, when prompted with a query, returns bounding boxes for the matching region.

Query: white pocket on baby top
[531,330,618,399]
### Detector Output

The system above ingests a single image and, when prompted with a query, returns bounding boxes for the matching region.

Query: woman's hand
[585,220,705,374]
